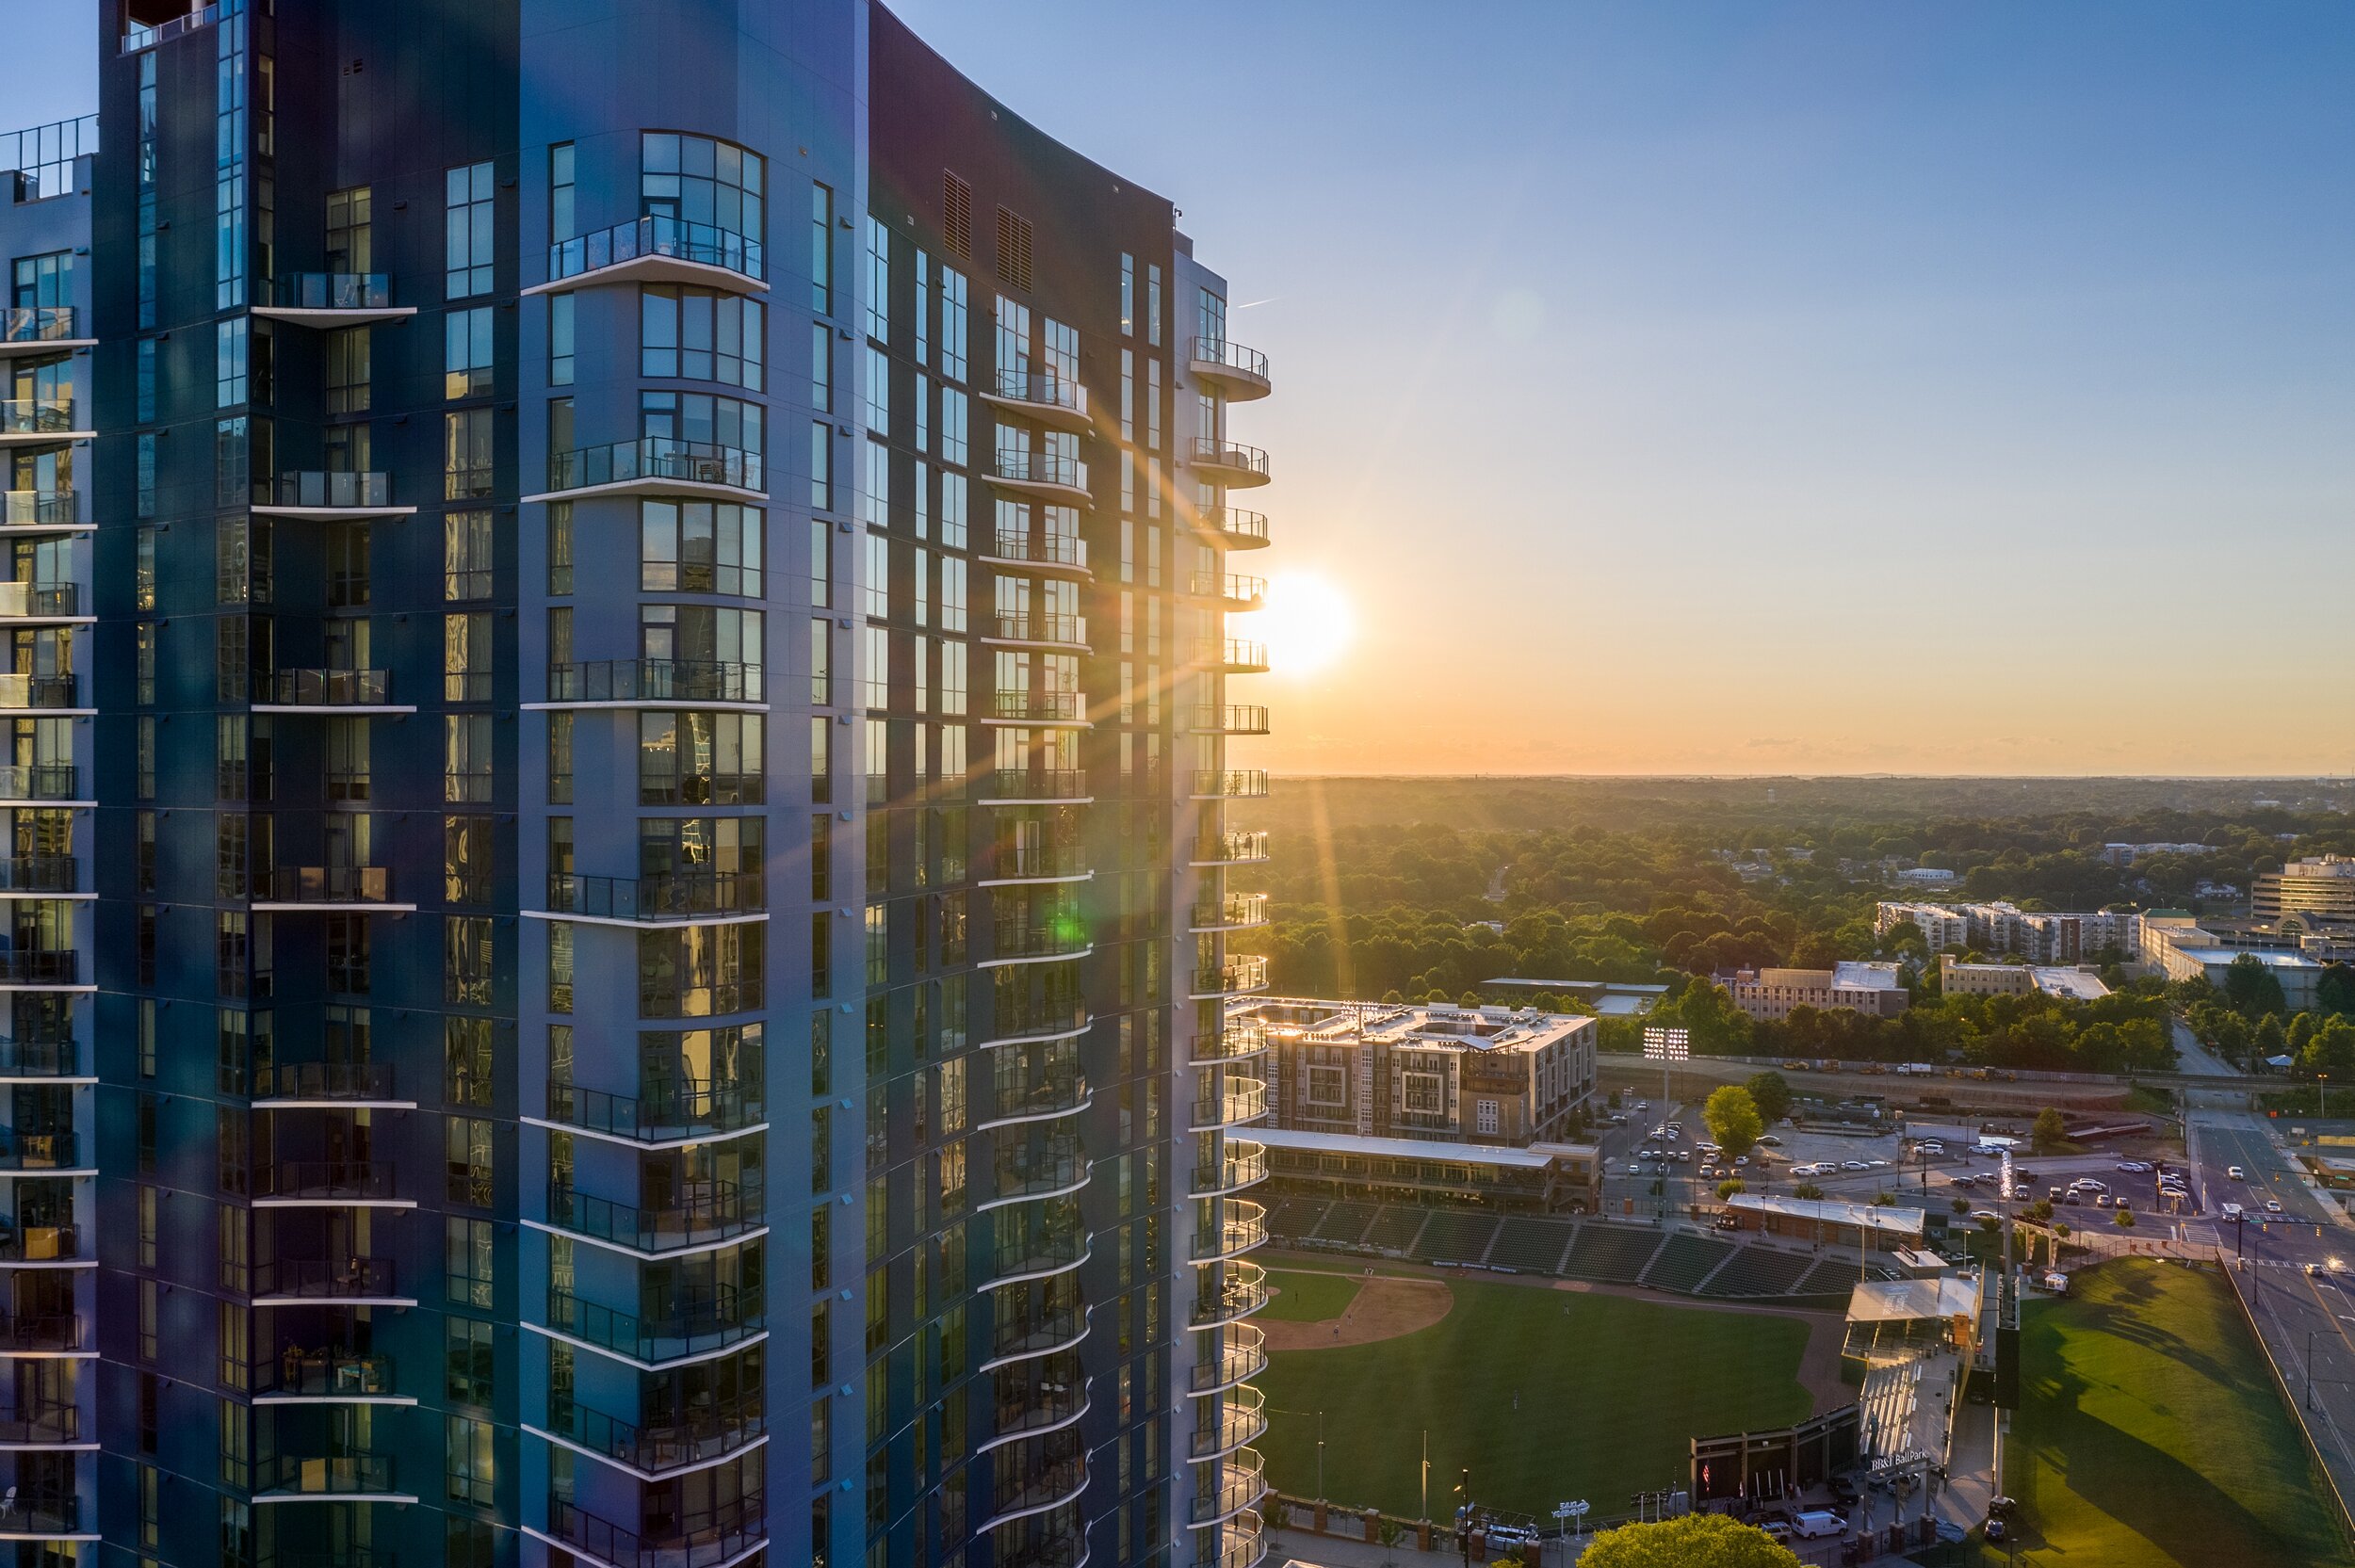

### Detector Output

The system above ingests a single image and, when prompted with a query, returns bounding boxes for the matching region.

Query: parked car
[1757,1134,1783,1147]
[1842,1160,1871,1172]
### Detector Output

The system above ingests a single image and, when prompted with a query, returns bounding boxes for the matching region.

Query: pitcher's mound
[1260,1273,1454,1350]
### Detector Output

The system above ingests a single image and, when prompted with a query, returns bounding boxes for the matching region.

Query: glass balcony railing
[0,492,75,529]
[262,273,393,311]
[544,1491,770,1568]
[990,689,1086,724]
[1193,958,1271,998]
[544,870,766,921]
[1189,1026,1269,1067]
[0,400,75,438]
[993,917,1090,962]
[1192,1448,1268,1525]
[0,1494,79,1538]
[252,1061,400,1102]
[1192,831,1271,865]
[547,658,763,704]
[0,1312,82,1353]
[1189,704,1270,735]
[0,1221,77,1262]
[991,450,1088,493]
[986,612,1087,646]
[990,1302,1087,1366]
[1192,1078,1270,1128]
[994,1226,1088,1284]
[991,1140,1091,1204]
[1219,639,1270,672]
[249,1254,400,1300]
[261,1347,397,1398]
[0,854,73,893]
[0,950,76,985]
[1188,573,1266,606]
[1191,437,1270,481]
[121,5,219,53]
[980,768,1088,802]
[544,1282,766,1365]
[1198,508,1270,546]
[256,1450,399,1496]
[985,1065,1088,1128]
[268,470,394,509]
[1191,1145,1270,1200]
[0,675,76,710]
[546,436,763,495]
[1190,1263,1270,1329]
[0,1126,77,1170]
[0,583,75,619]
[547,1180,761,1253]
[985,529,1089,572]
[1190,1387,1268,1460]
[983,1451,1089,1528]
[258,669,395,706]
[1192,894,1270,931]
[1,309,78,346]
[1189,1326,1269,1394]
[259,866,397,904]
[0,1399,80,1446]
[0,1035,81,1076]
[259,1159,399,1203]
[545,1391,767,1475]
[544,1077,764,1142]
[1189,336,1271,384]
[986,840,1091,881]
[1191,770,1270,800]
[548,215,767,287]
[989,367,1088,420]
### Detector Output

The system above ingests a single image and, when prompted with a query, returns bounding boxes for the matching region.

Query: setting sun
[1241,574,1356,677]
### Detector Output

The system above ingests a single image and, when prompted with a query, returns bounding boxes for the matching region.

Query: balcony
[254,1348,403,1403]
[1190,769,1270,800]
[1189,1026,1270,1068]
[1188,1325,1269,1397]
[0,1312,84,1354]
[1189,1263,1270,1330]
[1190,437,1270,488]
[0,400,87,446]
[982,1140,1092,1210]
[536,215,767,297]
[0,1492,89,1541]
[1196,507,1271,551]
[1188,704,1270,736]
[1191,894,1270,934]
[543,1078,764,1146]
[543,1283,766,1367]
[1191,831,1271,867]
[994,1530,1090,1568]
[1190,1142,1269,1200]
[529,437,765,504]
[254,866,412,912]
[254,1449,411,1501]
[1191,1078,1270,1130]
[980,529,1091,577]
[0,855,73,896]
[252,273,415,327]
[544,1391,766,1479]
[984,1367,1091,1449]
[0,309,91,361]
[981,367,1091,432]
[251,1061,408,1107]
[1201,1516,1270,1568]
[987,689,1089,728]
[0,1399,82,1448]
[0,951,78,989]
[980,840,1092,887]
[545,1180,762,1256]
[1194,1200,1270,1263]
[988,915,1091,967]
[0,1035,80,1079]
[0,1222,78,1264]
[0,1127,82,1172]
[253,470,413,520]
[1191,1387,1268,1461]
[541,1491,769,1568]
[0,676,79,714]
[982,1065,1090,1132]
[977,768,1090,806]
[254,669,413,714]
[993,1227,1090,1287]
[0,492,83,533]
[1187,573,1266,609]
[985,1303,1089,1370]
[541,658,764,710]
[983,611,1089,650]
[120,4,219,50]
[544,870,766,926]
[1190,1448,1269,1527]
[982,995,1090,1049]
[250,1254,408,1305]
[982,1451,1089,1530]
[0,584,80,624]
[256,1159,407,1206]
[1191,958,1271,1000]
[1188,337,1272,401]
[1215,639,1270,674]
[987,450,1091,505]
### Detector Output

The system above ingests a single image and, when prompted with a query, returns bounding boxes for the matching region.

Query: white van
[1793,1511,1847,1539]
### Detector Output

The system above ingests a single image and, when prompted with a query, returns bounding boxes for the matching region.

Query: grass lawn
[1258,1276,1811,1519]
[1258,1269,1363,1323]
[2006,1259,2347,1567]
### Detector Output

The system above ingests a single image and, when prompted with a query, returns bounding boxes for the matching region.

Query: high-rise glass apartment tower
[54,5,1276,1568]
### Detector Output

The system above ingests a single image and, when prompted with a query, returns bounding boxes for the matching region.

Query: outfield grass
[1258,1269,1363,1323]
[1258,1275,1811,1519]
[2006,1259,2347,1568]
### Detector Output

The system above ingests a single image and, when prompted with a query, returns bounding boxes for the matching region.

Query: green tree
[1794,1183,1827,1201]
[1744,1070,1793,1124]
[1580,1514,1801,1568]
[2115,1208,2136,1228]
[1951,1196,1971,1215]
[2255,1014,2288,1066]
[1716,1179,1746,1201]
[2224,953,2289,1019]
[2031,1107,2067,1153]
[1705,1085,1764,1160]
[2320,963,2355,1017]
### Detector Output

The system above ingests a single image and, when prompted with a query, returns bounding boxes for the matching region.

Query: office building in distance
[23,3,1284,1566]
[2254,856,2355,929]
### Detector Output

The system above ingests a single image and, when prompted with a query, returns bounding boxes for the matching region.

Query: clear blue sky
[17,3,2353,773]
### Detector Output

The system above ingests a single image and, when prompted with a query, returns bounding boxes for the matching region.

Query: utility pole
[1421,1429,1429,1522]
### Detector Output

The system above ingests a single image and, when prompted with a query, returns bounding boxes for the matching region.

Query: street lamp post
[2321,1073,2331,1123]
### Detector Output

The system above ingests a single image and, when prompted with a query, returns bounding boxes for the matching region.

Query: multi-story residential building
[1936,957,2112,1002]
[2254,856,2355,929]
[1873,900,2143,963]
[1241,998,1598,1146]
[1873,902,1970,951]
[1727,962,1909,1023]
[0,110,100,1552]
[79,6,1277,1568]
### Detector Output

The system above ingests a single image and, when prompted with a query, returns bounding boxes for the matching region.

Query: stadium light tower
[1644,1026,1691,1222]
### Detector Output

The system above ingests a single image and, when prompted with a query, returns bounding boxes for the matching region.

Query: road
[2181,1107,2355,1523]
[2171,1017,2241,1078]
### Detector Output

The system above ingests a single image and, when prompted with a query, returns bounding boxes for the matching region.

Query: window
[641,500,763,595]
[446,162,495,299]
[446,815,492,905]
[549,711,575,804]
[810,620,832,704]
[445,410,493,500]
[328,186,373,273]
[1119,252,1134,336]
[862,441,888,530]
[445,509,493,600]
[549,142,576,240]
[939,388,967,466]
[444,611,493,703]
[864,344,888,432]
[865,217,889,342]
[642,131,765,236]
[940,266,967,381]
[549,921,574,1013]
[641,286,765,389]
[1475,1098,1500,1136]
[447,1317,495,1407]
[548,291,575,385]
[447,1216,496,1308]
[810,421,833,510]
[637,923,764,1017]
[810,182,835,314]
[547,502,574,594]
[447,1117,494,1206]
[447,1015,495,1107]
[446,715,493,802]
[327,521,370,607]
[326,914,370,995]
[217,318,247,407]
[811,319,833,411]
[445,306,494,398]
[447,916,495,1005]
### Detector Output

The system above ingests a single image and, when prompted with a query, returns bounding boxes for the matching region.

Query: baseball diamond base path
[1259,1270,1454,1350]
